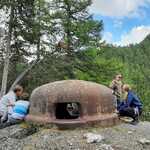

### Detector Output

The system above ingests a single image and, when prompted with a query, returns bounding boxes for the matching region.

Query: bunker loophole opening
[55,102,80,119]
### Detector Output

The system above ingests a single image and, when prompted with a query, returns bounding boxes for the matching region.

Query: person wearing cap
[0,85,23,123]
[118,84,143,125]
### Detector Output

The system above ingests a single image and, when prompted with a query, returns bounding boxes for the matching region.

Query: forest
[0,0,150,120]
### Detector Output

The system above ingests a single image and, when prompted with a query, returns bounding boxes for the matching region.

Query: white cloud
[115,26,150,46]
[103,32,113,43]
[90,0,150,18]
[113,20,123,28]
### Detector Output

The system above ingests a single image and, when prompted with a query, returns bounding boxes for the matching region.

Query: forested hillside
[0,0,150,120]
[99,35,150,120]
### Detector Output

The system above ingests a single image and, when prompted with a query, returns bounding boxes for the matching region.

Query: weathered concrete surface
[27,80,118,127]
[0,122,150,150]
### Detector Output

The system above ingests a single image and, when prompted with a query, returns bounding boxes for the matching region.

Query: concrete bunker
[27,80,119,128]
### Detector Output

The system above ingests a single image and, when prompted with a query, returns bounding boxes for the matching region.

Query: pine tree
[50,0,103,78]
[0,0,34,96]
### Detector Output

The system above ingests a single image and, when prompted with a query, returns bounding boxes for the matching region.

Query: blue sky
[90,0,150,46]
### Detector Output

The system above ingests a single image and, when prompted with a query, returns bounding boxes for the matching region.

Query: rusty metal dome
[27,80,119,128]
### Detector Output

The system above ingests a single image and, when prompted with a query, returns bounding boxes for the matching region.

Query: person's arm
[109,81,118,95]
[27,107,30,114]
[7,101,15,107]
[6,92,16,107]
[118,101,127,111]
[132,94,143,108]
[109,80,115,88]
[126,92,133,107]
[26,102,30,114]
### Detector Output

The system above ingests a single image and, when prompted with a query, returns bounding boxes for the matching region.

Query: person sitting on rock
[118,84,143,125]
[0,93,30,129]
[0,85,24,123]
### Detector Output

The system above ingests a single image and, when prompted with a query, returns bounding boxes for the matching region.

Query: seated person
[0,85,23,123]
[0,93,30,129]
[118,84,143,125]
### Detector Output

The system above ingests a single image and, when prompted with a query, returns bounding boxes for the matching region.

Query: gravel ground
[0,122,150,150]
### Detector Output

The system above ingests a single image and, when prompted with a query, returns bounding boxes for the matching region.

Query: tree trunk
[9,60,40,91]
[36,0,41,61]
[9,0,42,92]
[66,0,72,56]
[37,35,41,61]
[0,6,14,97]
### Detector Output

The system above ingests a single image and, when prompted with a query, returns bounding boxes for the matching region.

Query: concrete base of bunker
[26,114,119,129]
[27,80,119,128]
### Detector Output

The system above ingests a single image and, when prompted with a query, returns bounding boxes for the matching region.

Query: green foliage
[0,0,150,121]
[74,48,123,86]
[100,35,150,121]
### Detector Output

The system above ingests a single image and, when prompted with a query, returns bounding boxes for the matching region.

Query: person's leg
[116,99,121,111]
[0,111,8,123]
[119,107,135,118]
[8,117,22,125]
[117,99,121,106]
[139,108,142,116]
[0,117,22,129]
[112,96,117,109]
[119,107,139,125]
[0,112,2,123]
[0,122,12,129]
[132,108,142,125]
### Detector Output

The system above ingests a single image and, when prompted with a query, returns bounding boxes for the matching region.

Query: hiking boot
[130,116,139,125]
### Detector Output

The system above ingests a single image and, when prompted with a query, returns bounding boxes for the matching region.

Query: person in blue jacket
[0,93,30,129]
[118,84,143,125]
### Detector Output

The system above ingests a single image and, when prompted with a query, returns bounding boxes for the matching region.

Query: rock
[43,135,49,141]
[83,133,104,144]
[67,140,73,146]
[99,144,114,150]
[138,138,150,145]
[120,117,132,122]
[127,131,133,134]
